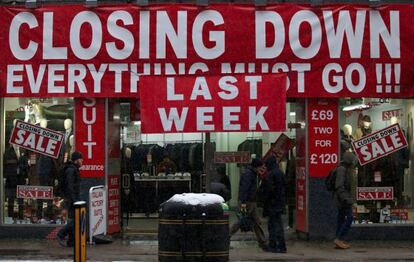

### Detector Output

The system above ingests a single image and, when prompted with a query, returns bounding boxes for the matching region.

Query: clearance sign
[1,4,414,98]
[352,123,408,165]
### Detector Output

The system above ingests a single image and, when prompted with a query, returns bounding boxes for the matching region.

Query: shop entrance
[117,99,298,234]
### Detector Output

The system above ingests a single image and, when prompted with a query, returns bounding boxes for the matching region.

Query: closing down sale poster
[352,123,408,166]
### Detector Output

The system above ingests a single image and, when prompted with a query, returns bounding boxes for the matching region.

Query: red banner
[9,120,64,159]
[75,98,106,178]
[107,175,120,234]
[357,187,394,201]
[352,123,408,166]
[308,99,339,178]
[382,109,402,121]
[1,4,414,98]
[140,74,286,133]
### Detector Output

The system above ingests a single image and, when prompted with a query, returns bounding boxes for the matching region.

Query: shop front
[1,2,414,240]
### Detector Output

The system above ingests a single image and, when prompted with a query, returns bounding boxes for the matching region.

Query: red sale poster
[307,99,339,178]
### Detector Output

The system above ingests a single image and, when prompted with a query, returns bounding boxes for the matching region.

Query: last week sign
[352,123,408,166]
[139,74,286,133]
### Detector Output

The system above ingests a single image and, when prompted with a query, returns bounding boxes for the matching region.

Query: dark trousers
[230,202,266,247]
[336,206,353,241]
[57,205,75,246]
[268,212,286,251]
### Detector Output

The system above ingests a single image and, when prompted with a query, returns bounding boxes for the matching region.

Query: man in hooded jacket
[263,155,287,253]
[56,151,83,247]
[334,151,358,249]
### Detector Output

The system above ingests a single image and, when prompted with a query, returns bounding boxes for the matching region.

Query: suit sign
[352,123,408,165]
[9,120,64,159]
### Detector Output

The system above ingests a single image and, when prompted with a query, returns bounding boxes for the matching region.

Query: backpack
[325,167,338,192]
[56,164,69,197]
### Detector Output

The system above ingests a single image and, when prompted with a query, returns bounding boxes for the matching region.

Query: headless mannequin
[37,119,55,219]
[389,116,409,203]
[62,119,73,163]
[341,124,354,155]
[4,119,28,220]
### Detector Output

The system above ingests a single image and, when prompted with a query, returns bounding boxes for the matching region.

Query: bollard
[74,201,87,262]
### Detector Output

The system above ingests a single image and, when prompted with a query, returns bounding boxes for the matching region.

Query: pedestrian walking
[56,151,83,247]
[229,158,267,250]
[334,151,358,249]
[263,155,287,253]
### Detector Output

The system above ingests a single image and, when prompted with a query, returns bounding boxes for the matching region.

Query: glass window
[339,98,414,225]
[2,98,74,225]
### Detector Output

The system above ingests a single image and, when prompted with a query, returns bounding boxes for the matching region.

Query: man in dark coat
[56,151,83,247]
[263,155,287,253]
[229,158,267,249]
[334,151,357,249]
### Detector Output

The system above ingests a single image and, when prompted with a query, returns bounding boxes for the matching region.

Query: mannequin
[354,115,372,139]
[36,118,56,218]
[341,124,354,156]
[389,116,409,203]
[4,119,29,220]
[24,102,43,124]
[61,119,73,163]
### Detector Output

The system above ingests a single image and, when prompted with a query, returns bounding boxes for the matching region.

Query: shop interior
[2,98,74,225]
[118,101,298,233]
[339,98,414,225]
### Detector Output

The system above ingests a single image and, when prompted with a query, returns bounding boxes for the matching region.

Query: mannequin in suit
[354,115,372,139]
[389,116,409,203]
[36,119,56,219]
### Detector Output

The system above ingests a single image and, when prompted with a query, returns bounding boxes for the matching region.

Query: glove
[240,203,247,214]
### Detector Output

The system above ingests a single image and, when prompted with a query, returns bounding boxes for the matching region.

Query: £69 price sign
[308,99,339,178]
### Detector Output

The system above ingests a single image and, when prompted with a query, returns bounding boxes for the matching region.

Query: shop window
[339,98,414,225]
[2,98,74,225]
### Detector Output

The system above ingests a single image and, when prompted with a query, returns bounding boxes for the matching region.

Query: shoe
[56,235,67,247]
[334,239,349,249]
[274,248,287,253]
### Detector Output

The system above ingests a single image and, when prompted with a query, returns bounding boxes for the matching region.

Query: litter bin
[158,193,229,262]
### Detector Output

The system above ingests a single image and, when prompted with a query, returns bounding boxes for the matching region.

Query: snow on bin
[158,193,229,262]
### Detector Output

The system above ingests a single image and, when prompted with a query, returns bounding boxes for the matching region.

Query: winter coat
[264,156,286,215]
[334,152,357,208]
[210,182,231,202]
[238,166,258,204]
[63,161,80,207]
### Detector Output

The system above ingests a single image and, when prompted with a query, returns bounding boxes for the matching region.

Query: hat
[71,151,83,162]
[250,158,264,168]
[362,115,371,123]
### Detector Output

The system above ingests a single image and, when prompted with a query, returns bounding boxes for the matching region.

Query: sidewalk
[0,236,414,261]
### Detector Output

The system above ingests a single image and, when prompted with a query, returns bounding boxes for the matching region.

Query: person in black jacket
[263,155,287,253]
[229,158,267,249]
[334,151,357,249]
[56,151,83,247]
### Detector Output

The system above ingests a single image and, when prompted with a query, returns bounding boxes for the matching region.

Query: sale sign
[1,4,414,98]
[140,74,286,133]
[75,98,106,178]
[382,109,402,121]
[307,99,339,178]
[17,185,53,200]
[352,123,408,165]
[9,120,64,159]
[357,187,394,201]
[214,152,250,164]
[263,133,295,161]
